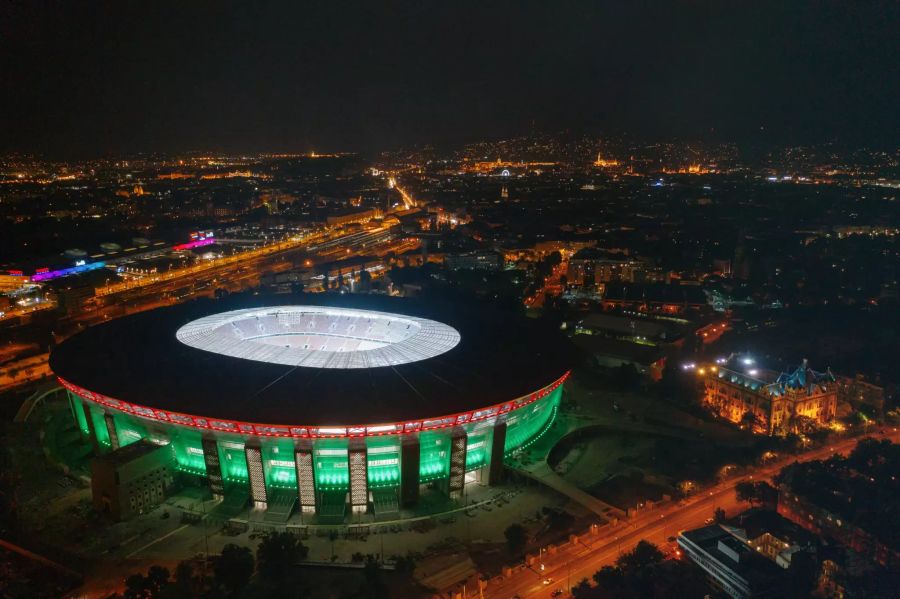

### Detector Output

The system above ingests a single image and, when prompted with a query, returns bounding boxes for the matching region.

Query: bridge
[14,380,65,423]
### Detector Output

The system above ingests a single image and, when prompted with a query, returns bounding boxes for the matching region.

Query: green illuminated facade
[64,379,563,518]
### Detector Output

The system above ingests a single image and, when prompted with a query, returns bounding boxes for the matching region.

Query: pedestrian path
[509,460,625,519]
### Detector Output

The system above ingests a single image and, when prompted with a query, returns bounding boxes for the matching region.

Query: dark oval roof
[50,294,573,426]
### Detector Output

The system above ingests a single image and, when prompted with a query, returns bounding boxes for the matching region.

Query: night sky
[1,1,897,156]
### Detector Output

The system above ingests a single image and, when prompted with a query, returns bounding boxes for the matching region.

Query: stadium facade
[51,296,571,519]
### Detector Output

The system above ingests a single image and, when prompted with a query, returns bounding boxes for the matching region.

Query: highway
[73,225,402,323]
[93,230,328,298]
[0,223,407,392]
[481,428,900,598]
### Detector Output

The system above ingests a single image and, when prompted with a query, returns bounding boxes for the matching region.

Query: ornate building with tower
[703,359,837,435]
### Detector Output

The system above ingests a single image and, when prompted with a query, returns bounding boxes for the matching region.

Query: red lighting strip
[58,371,570,439]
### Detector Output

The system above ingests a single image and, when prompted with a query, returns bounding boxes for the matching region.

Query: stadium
[49,295,571,521]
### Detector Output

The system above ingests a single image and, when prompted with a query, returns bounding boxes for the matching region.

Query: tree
[735,481,775,507]
[785,550,817,598]
[593,565,626,593]
[652,559,712,598]
[256,531,308,581]
[170,561,196,597]
[121,567,170,599]
[735,481,758,505]
[579,540,710,599]
[392,554,416,574]
[215,544,254,595]
[145,566,169,597]
[359,557,390,599]
[615,540,664,571]
[714,507,727,523]
[657,362,698,406]
[123,573,149,599]
[546,508,575,531]
[793,415,817,434]
[571,578,594,599]
[504,523,528,555]
[740,410,757,430]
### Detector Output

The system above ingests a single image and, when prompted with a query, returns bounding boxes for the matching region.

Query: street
[482,428,900,598]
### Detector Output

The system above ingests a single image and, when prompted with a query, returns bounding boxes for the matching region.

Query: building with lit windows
[50,295,571,521]
[702,359,837,435]
[91,439,176,520]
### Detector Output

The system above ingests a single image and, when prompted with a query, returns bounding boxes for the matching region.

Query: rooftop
[94,439,169,468]
[50,293,573,427]
[680,524,785,590]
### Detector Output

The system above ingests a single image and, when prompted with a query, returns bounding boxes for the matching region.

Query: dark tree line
[571,540,710,599]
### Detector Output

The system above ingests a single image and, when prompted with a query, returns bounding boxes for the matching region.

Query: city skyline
[0,4,897,598]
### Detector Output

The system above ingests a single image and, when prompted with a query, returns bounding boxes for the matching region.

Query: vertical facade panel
[348,440,368,513]
[245,442,267,508]
[83,401,100,453]
[295,443,317,513]
[104,412,120,450]
[201,435,225,497]
[400,435,420,507]
[448,428,467,498]
[488,420,507,485]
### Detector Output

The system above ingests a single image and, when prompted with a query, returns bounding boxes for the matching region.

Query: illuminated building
[324,208,383,227]
[444,251,504,271]
[678,523,789,599]
[463,158,557,174]
[601,283,706,315]
[51,296,570,521]
[702,359,837,435]
[593,152,620,168]
[567,249,663,287]
[835,374,884,413]
[661,164,712,175]
[0,273,30,291]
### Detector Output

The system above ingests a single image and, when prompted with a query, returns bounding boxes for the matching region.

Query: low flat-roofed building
[727,508,817,569]
[835,374,885,413]
[91,440,176,520]
[602,282,707,315]
[571,335,666,381]
[567,248,663,287]
[0,273,31,291]
[574,312,685,346]
[444,250,503,271]
[325,207,383,226]
[678,524,787,598]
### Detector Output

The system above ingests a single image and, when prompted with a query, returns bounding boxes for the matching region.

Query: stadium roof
[50,294,573,427]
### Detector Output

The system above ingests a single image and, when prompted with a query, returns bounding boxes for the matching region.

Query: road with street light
[482,428,900,598]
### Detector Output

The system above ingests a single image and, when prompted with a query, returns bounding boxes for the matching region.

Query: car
[551,589,565,597]
[705,517,715,524]
[543,577,553,585]
[667,535,677,542]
